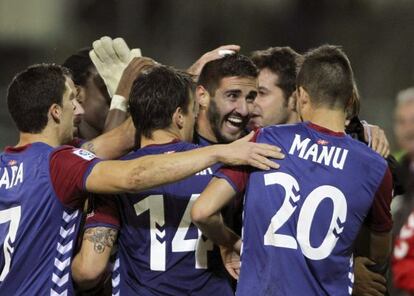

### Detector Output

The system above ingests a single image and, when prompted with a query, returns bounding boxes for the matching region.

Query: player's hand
[187,44,240,77]
[90,36,142,97]
[218,131,284,170]
[362,123,390,158]
[115,57,157,98]
[219,240,241,280]
[353,257,387,296]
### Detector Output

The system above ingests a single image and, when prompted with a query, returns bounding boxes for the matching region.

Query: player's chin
[72,126,79,138]
[221,128,244,143]
[248,118,263,131]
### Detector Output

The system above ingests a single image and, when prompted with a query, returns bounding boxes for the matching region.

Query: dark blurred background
[1,0,413,149]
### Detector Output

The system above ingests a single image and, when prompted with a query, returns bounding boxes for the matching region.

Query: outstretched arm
[85,132,283,194]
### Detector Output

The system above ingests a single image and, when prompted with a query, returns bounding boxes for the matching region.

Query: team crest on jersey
[72,149,96,161]
[317,139,329,145]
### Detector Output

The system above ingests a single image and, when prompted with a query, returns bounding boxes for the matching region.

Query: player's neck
[196,112,217,143]
[306,108,346,133]
[17,128,62,148]
[140,129,182,148]
[286,111,300,124]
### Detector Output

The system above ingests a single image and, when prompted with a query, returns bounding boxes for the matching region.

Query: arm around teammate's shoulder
[85,135,284,194]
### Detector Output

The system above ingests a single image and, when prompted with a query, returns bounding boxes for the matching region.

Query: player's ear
[173,107,184,129]
[288,90,297,112]
[196,85,210,110]
[297,86,310,107]
[49,103,62,123]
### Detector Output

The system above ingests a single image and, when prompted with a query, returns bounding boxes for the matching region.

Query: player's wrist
[214,144,231,164]
[109,95,127,112]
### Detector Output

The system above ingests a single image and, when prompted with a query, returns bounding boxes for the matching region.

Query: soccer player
[73,66,268,295]
[63,48,112,139]
[0,63,281,295]
[192,45,393,295]
[194,53,258,146]
[249,46,301,129]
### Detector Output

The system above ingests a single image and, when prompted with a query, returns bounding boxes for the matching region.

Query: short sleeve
[50,146,101,209]
[365,168,393,233]
[85,195,120,230]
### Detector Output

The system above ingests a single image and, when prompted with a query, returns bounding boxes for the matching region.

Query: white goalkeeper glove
[89,36,142,97]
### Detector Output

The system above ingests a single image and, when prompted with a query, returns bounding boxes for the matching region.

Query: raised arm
[187,45,240,78]
[81,117,135,160]
[103,57,156,133]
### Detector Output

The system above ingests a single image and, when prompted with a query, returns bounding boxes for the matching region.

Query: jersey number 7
[0,206,21,281]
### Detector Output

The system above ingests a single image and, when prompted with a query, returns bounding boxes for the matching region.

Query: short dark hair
[129,66,195,138]
[197,54,258,95]
[62,47,93,86]
[251,47,301,100]
[7,64,71,133]
[297,45,355,109]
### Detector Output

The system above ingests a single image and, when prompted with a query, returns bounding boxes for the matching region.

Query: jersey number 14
[134,194,213,271]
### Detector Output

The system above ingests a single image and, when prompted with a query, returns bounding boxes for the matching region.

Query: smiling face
[207,76,257,143]
[249,68,290,129]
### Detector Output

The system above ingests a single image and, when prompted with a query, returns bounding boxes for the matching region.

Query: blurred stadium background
[1,0,413,150]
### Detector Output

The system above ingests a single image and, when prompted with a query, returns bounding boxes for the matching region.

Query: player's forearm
[103,109,128,133]
[72,252,107,290]
[86,144,224,193]
[369,231,391,268]
[82,117,135,159]
[122,145,223,192]
[193,212,240,249]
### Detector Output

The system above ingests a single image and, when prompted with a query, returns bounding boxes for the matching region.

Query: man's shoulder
[257,123,304,143]
[121,141,198,160]
[347,136,387,167]
[261,122,304,136]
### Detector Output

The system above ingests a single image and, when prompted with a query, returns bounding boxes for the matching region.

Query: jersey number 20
[263,172,347,260]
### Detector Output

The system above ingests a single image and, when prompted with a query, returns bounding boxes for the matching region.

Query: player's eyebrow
[224,89,242,96]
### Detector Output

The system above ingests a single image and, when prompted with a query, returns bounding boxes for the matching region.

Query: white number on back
[263,172,347,260]
[135,194,213,271]
[0,206,21,281]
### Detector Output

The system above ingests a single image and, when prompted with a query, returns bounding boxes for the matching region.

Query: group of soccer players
[0,36,399,295]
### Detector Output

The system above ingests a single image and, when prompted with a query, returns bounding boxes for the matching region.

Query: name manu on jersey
[288,134,348,170]
[0,162,24,189]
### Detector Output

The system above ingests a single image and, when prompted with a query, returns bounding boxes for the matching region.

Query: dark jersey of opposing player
[86,140,232,296]
[217,122,392,296]
[0,142,99,295]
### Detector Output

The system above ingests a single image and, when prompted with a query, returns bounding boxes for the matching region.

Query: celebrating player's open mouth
[225,114,247,131]
[218,112,249,142]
